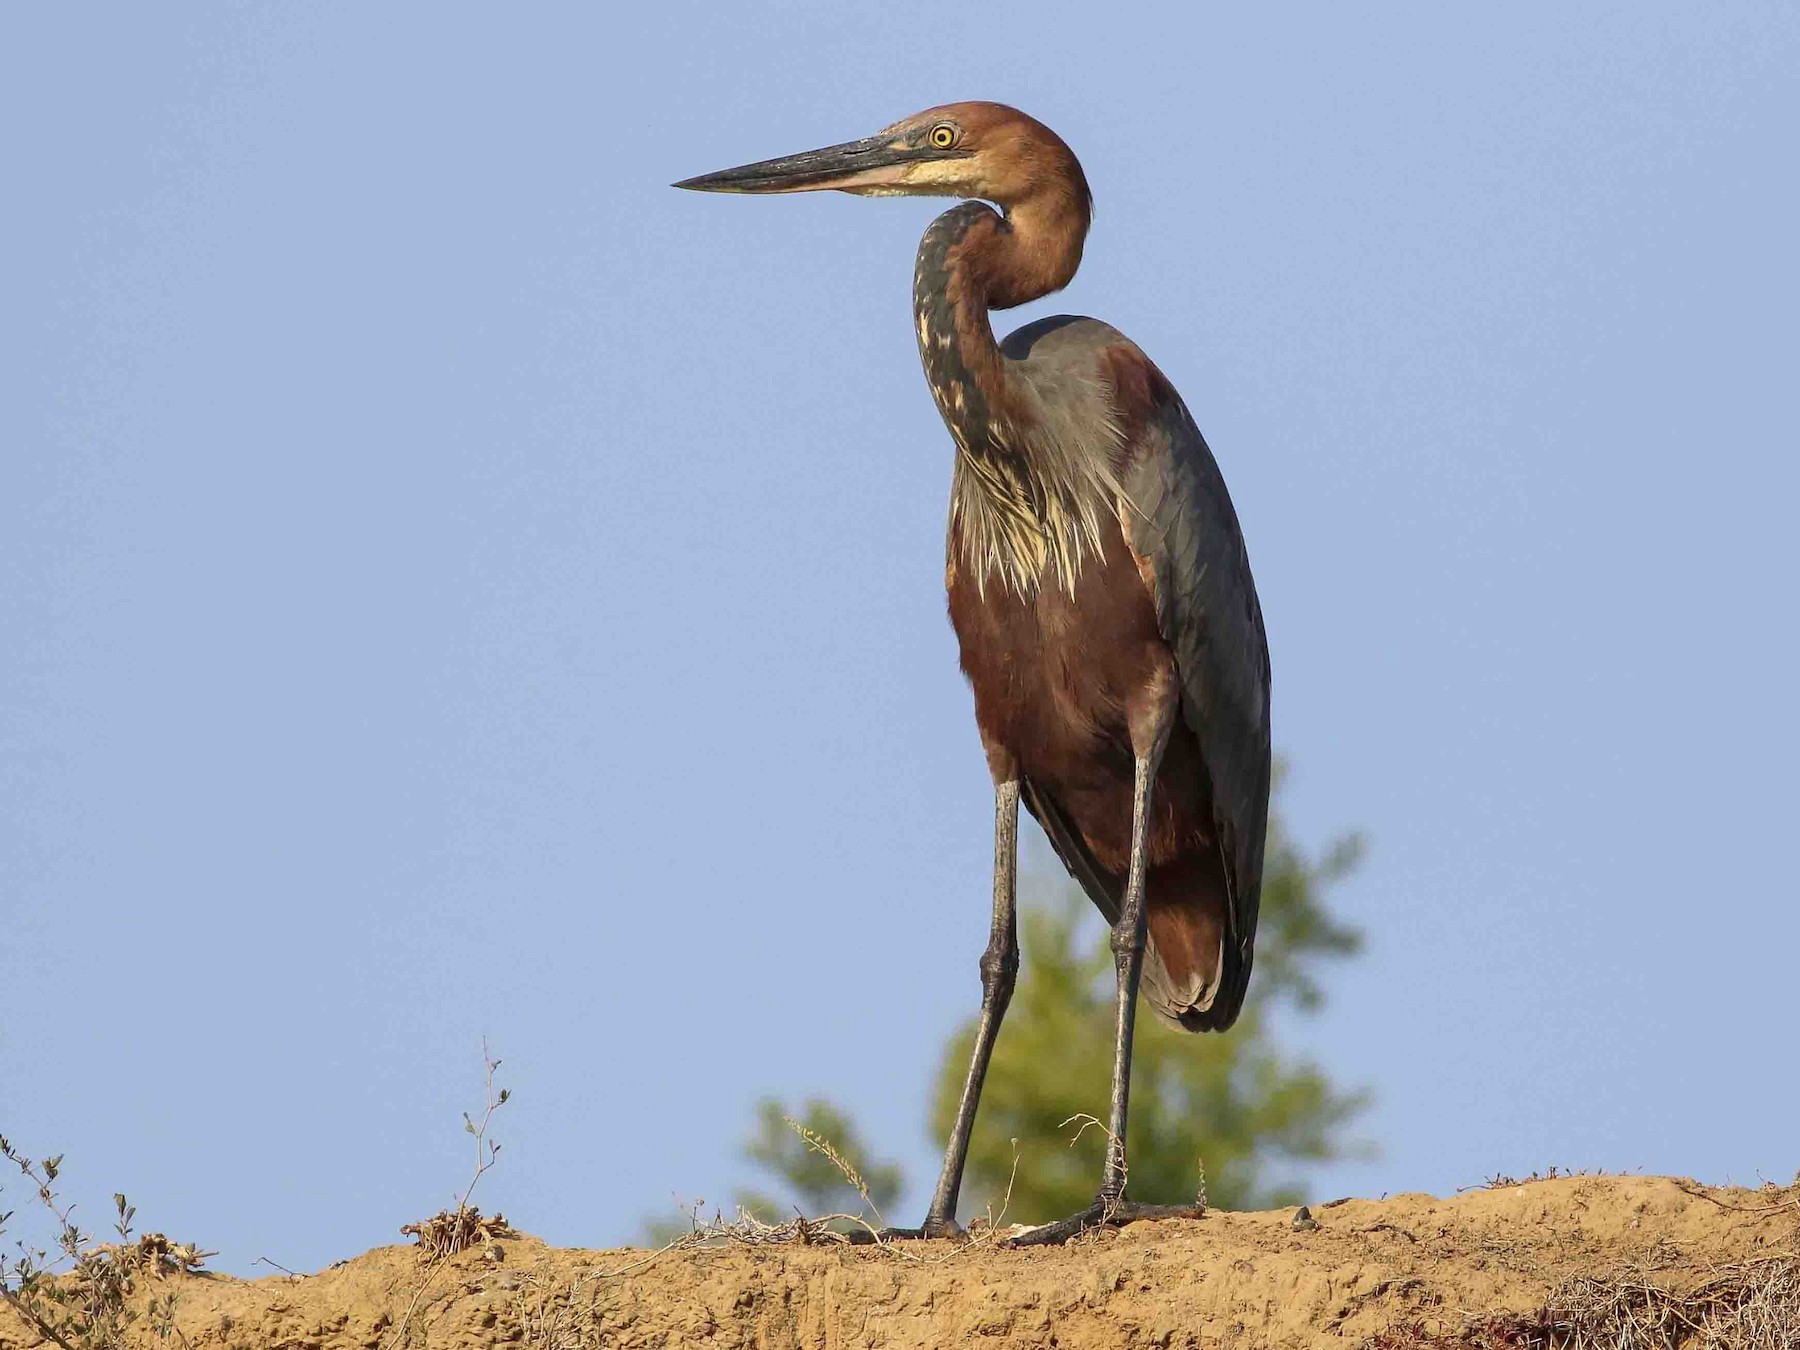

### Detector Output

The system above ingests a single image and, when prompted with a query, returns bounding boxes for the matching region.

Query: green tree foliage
[929,764,1368,1221]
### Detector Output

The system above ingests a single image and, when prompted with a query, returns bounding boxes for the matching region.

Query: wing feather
[996,315,1272,1027]
[1120,381,1272,1022]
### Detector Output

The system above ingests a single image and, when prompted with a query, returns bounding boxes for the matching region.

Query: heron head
[674,102,1087,212]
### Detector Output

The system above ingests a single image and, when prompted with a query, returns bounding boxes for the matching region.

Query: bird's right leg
[859,763,1019,1242]
[1006,661,1198,1247]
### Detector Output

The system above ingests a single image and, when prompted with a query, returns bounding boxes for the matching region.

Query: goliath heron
[677,102,1271,1245]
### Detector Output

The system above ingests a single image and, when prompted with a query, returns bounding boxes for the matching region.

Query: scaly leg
[1100,750,1156,1205]
[923,776,1020,1235]
[858,777,1020,1242]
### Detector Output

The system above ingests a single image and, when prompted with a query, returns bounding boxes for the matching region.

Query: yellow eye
[930,123,957,150]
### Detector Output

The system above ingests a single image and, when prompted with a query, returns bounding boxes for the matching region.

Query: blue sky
[3,4,1797,1272]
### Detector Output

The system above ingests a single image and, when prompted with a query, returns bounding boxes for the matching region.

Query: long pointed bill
[674,134,940,196]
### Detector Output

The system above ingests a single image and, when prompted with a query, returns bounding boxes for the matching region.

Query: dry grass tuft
[595,1126,1026,1283]
[595,1200,888,1281]
[1367,1253,1800,1349]
[782,1115,883,1226]
[399,1207,516,1262]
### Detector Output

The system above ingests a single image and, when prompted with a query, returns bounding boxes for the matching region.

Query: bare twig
[1059,1113,1126,1223]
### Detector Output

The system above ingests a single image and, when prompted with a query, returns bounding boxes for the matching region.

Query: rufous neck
[981,190,1089,311]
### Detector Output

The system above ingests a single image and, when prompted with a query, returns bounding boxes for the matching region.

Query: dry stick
[593,1236,692,1280]
[1675,1178,1800,1218]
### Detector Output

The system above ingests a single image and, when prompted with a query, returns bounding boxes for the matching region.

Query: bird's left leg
[1007,659,1200,1247]
[919,769,1020,1236]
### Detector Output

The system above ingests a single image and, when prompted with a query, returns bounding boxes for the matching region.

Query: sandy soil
[4,1175,1796,1348]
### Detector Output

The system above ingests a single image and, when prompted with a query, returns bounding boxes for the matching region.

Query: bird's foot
[1002,1196,1203,1248]
[845,1214,964,1244]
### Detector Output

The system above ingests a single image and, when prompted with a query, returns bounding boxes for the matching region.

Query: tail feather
[1023,781,1250,1032]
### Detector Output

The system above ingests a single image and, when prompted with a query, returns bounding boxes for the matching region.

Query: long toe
[845,1216,964,1245]
[1002,1202,1108,1247]
[1002,1199,1204,1248]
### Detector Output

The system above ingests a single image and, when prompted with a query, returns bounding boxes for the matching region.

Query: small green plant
[1,1136,209,1349]
[397,1041,514,1263]
[384,1040,512,1348]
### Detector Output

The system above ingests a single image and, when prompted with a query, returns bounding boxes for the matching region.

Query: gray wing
[1121,385,1272,1021]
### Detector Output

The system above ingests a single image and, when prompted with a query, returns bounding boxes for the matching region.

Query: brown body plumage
[949,482,1242,1029]
[678,101,1271,1243]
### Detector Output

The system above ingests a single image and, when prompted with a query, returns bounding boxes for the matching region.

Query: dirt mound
[5,1175,1796,1348]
